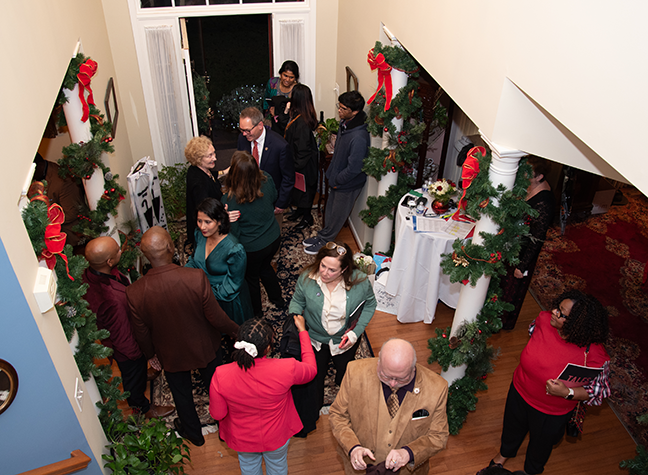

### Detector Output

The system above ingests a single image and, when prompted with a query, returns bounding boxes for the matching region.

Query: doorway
[185,14,271,158]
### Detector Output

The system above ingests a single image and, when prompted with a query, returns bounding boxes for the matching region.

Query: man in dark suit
[237,106,294,223]
[126,227,239,446]
[83,236,174,419]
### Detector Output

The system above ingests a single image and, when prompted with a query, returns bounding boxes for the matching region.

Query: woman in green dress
[186,197,254,324]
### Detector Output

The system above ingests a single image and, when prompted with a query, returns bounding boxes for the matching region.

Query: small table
[384,191,462,323]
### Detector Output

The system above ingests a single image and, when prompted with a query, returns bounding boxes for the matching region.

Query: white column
[440,133,525,384]
[62,87,119,244]
[372,66,408,254]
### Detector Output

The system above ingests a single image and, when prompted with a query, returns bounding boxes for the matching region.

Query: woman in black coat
[284,84,319,230]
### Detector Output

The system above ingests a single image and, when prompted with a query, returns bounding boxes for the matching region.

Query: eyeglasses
[239,122,261,134]
[204,151,216,159]
[557,311,568,320]
[337,103,351,112]
[325,241,347,256]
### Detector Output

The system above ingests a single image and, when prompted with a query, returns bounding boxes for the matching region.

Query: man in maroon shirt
[83,236,174,419]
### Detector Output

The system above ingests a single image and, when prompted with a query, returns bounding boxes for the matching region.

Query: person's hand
[339,330,354,350]
[219,166,230,177]
[148,355,161,371]
[385,448,410,471]
[514,268,524,279]
[224,204,241,223]
[274,207,285,215]
[546,378,568,397]
[350,446,375,471]
[294,314,307,332]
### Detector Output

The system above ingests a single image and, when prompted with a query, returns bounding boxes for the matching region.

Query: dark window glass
[141,0,173,7]
[208,0,239,4]
[176,0,209,5]
[242,0,272,3]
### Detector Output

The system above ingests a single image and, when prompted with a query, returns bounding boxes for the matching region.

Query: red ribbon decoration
[41,204,74,280]
[452,146,485,223]
[77,59,98,122]
[366,49,393,112]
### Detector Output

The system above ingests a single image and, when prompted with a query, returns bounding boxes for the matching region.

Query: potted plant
[317,117,339,153]
[103,415,191,475]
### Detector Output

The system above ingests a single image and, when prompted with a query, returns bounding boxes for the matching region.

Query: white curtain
[278,20,305,75]
[145,26,188,166]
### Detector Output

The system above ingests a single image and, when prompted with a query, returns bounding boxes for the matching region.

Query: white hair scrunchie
[234,340,258,358]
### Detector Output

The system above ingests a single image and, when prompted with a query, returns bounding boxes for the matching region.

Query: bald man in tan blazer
[330,339,449,474]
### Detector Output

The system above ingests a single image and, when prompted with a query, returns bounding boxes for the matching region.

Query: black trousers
[165,351,221,444]
[245,235,283,316]
[292,338,361,435]
[117,355,150,413]
[500,383,572,474]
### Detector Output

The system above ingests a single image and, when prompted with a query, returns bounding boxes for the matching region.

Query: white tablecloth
[384,191,462,323]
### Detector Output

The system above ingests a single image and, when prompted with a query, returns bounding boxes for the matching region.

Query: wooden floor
[173,226,638,474]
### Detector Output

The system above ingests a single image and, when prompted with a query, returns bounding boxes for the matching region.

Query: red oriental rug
[530,187,648,447]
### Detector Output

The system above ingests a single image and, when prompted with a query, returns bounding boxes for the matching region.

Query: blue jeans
[238,439,290,475]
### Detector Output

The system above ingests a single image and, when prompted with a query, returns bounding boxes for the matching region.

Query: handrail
[19,450,91,475]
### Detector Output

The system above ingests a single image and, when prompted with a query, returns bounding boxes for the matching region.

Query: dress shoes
[295,218,312,230]
[287,211,303,222]
[174,417,205,446]
[145,404,175,419]
[147,367,161,381]
[271,297,287,309]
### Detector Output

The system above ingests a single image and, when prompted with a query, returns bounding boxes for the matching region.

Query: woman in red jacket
[209,316,316,475]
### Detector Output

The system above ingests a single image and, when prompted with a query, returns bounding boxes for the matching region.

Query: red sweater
[209,331,316,452]
[513,311,609,415]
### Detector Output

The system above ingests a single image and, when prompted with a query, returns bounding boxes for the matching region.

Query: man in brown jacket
[126,226,239,447]
[329,339,449,474]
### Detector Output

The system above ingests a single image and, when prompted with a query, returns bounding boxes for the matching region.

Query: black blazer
[237,126,294,209]
[186,165,222,246]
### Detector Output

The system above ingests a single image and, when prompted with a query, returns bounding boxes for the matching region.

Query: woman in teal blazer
[288,241,376,437]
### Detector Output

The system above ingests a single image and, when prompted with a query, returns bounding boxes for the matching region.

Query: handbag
[565,344,590,437]
[279,314,302,360]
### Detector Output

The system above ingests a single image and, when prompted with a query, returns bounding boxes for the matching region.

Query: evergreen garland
[193,74,212,136]
[21,200,126,427]
[27,54,144,430]
[361,41,446,232]
[428,151,534,434]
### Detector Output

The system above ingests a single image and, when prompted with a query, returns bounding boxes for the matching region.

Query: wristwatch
[565,387,575,400]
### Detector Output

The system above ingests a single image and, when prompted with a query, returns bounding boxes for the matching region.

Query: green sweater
[288,269,377,345]
[222,172,281,253]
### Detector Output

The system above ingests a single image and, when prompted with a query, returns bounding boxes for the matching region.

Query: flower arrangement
[427,178,457,204]
[353,253,377,275]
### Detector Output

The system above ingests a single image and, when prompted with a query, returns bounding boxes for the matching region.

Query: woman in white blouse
[288,241,377,437]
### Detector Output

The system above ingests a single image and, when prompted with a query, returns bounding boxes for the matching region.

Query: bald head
[140,226,174,267]
[377,339,417,388]
[85,236,121,273]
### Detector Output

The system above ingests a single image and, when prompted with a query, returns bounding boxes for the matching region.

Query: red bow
[367,49,393,112]
[452,146,485,222]
[77,59,98,122]
[41,204,74,280]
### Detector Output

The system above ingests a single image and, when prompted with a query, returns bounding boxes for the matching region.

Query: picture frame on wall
[104,77,119,139]
[346,66,358,92]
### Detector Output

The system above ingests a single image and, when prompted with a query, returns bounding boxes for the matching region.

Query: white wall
[0,1,152,470]
[336,0,646,195]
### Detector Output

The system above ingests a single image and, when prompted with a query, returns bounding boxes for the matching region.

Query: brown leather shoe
[147,367,161,381]
[145,404,175,419]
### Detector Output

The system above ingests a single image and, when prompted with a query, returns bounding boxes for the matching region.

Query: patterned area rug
[530,187,648,446]
[154,211,374,428]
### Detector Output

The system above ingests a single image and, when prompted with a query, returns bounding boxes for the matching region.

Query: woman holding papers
[288,241,377,437]
[479,289,610,475]
[284,84,319,230]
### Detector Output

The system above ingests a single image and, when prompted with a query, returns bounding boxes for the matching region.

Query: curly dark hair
[232,318,274,371]
[554,289,609,347]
